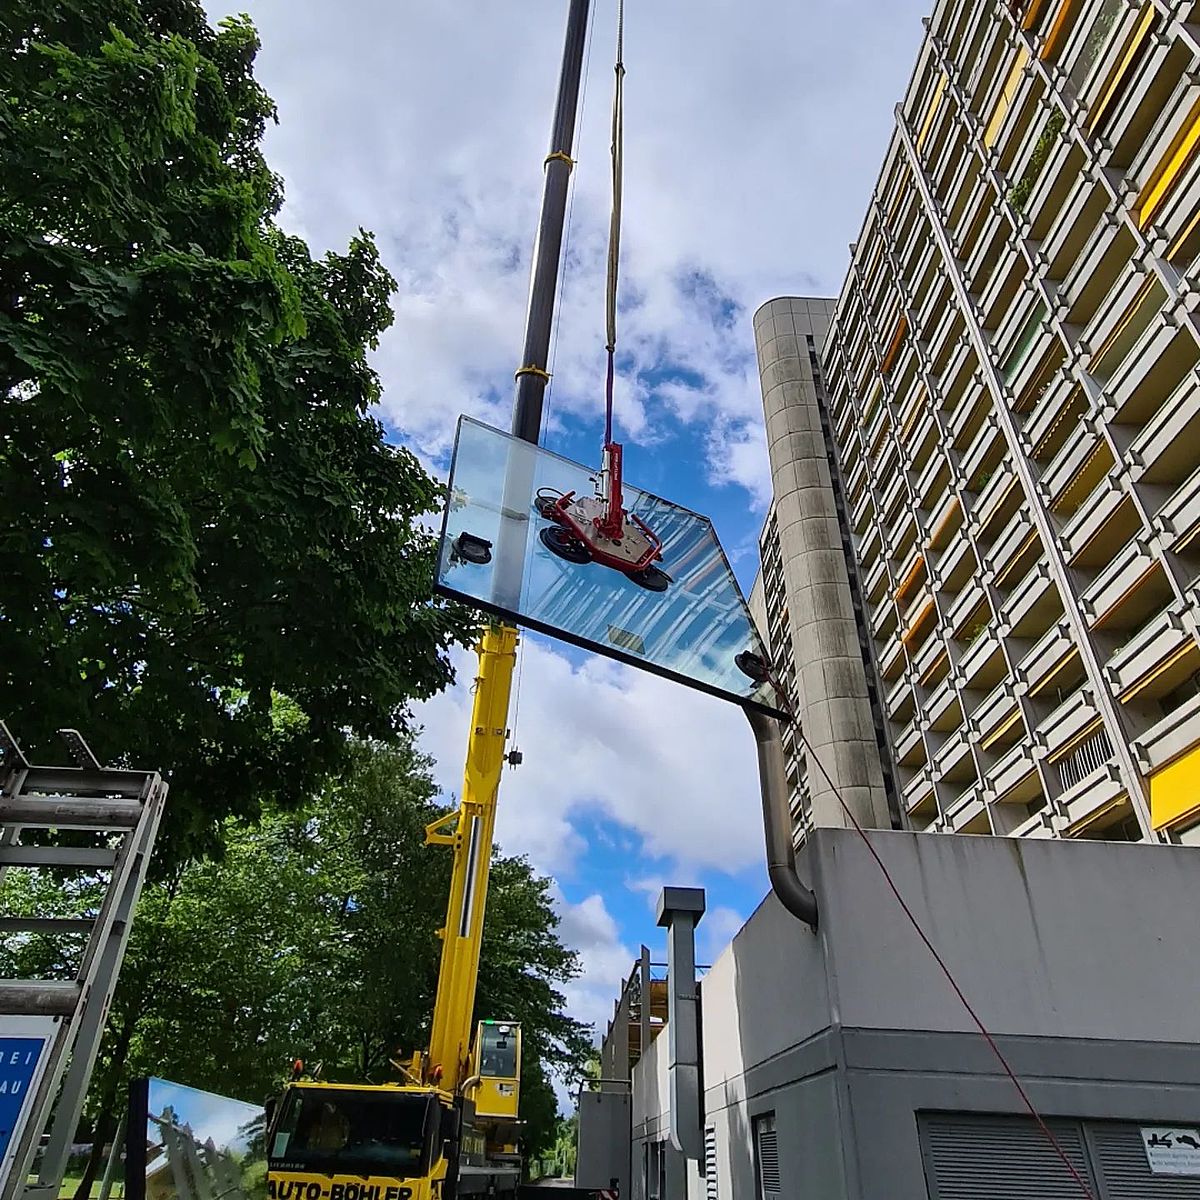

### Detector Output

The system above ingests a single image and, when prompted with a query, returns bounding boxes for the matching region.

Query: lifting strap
[604,0,625,445]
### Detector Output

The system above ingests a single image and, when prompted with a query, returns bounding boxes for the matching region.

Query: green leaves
[1,0,474,858]
[0,741,590,1165]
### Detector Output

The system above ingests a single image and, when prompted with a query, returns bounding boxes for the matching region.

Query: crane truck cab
[265,1024,522,1200]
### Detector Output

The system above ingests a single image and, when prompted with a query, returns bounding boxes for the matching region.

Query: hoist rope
[604,0,625,446]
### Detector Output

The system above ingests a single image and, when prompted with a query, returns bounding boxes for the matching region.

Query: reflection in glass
[437,417,786,718]
[143,1077,266,1200]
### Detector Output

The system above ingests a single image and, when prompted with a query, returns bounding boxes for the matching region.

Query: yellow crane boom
[417,623,518,1093]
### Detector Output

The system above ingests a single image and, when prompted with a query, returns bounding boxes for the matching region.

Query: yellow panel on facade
[1041,0,1084,62]
[1137,94,1200,229]
[1087,5,1157,136]
[880,315,908,375]
[1150,742,1200,830]
[984,46,1030,149]
[917,72,948,151]
[1022,0,1054,31]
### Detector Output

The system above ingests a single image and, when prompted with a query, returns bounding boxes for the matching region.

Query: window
[753,1113,780,1200]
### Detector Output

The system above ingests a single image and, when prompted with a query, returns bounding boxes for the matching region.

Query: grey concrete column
[754,297,891,831]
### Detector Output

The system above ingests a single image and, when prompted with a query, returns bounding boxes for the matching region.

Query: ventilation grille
[754,1113,780,1198]
[705,1126,718,1200]
[1091,1123,1200,1198]
[920,1114,1093,1199]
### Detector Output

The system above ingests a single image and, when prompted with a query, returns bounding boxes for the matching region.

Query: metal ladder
[0,721,167,1200]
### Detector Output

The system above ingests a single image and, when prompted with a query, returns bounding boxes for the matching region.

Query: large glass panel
[140,1077,266,1200]
[436,417,785,717]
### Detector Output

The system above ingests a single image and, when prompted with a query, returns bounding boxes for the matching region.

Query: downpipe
[745,707,819,930]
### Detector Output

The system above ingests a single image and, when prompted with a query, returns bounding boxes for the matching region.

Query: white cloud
[206,0,930,1053]
[697,904,746,967]
[552,888,634,1042]
[214,0,928,499]
[412,637,765,879]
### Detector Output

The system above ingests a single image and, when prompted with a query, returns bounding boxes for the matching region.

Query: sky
[204,0,931,1078]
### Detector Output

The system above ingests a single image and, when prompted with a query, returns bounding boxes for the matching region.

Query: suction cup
[627,565,671,592]
[539,524,592,564]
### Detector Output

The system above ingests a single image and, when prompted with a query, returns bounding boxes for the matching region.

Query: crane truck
[264,626,526,1200]
[265,0,599,1191]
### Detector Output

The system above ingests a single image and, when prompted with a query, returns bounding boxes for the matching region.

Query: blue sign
[0,1038,48,1165]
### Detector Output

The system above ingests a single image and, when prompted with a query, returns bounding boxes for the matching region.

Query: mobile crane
[264,627,525,1200]
[265,2,598,1196]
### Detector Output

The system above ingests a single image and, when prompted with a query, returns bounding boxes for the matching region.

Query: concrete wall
[753,297,888,830]
[650,831,1200,1198]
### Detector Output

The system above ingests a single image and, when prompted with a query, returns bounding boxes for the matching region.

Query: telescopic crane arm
[417,624,518,1094]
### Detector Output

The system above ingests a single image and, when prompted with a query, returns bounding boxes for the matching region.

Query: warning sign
[1141,1126,1200,1175]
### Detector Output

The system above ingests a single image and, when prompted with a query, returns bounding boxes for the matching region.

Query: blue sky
[203,0,931,1061]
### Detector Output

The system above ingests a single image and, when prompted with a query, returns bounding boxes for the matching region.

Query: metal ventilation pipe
[745,707,819,930]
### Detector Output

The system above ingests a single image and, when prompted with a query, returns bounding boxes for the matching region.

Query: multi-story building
[755,0,1200,848]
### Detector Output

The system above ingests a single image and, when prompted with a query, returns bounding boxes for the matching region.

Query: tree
[0,739,590,1195]
[0,0,471,858]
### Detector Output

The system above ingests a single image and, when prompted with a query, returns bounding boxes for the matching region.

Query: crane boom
[421,623,518,1092]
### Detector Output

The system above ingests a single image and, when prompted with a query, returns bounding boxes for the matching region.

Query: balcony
[1060,218,1127,328]
[1062,768,1127,836]
[903,765,936,817]
[949,383,991,446]
[944,783,988,833]
[1106,602,1196,702]
[1080,536,1157,628]
[886,671,915,721]
[935,524,974,592]
[946,577,988,639]
[959,629,1004,693]
[1023,133,1082,240]
[932,725,973,780]
[1135,691,1200,776]
[1131,371,1200,488]
[1017,621,1075,695]
[916,448,951,510]
[960,419,1003,488]
[999,563,1057,638]
[1105,322,1196,428]
[864,554,890,604]
[1158,464,1200,552]
[972,461,1017,531]
[1039,687,1102,762]
[1040,420,1098,505]
[912,621,948,681]
[1021,370,1079,455]
[971,681,1018,748]
[894,717,924,766]
[872,595,898,640]
[986,741,1038,804]
[1059,477,1126,565]
[925,675,960,732]
[1045,189,1110,295]
[879,467,908,526]
[987,507,1037,584]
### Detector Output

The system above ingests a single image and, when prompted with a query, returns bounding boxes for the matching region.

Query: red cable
[800,733,1096,1200]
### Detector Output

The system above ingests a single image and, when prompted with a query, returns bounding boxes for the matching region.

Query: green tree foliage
[0,741,590,1190]
[0,1,471,857]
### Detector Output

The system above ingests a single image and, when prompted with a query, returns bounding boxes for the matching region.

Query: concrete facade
[624,830,1200,1199]
[754,0,1200,849]
[754,298,892,836]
